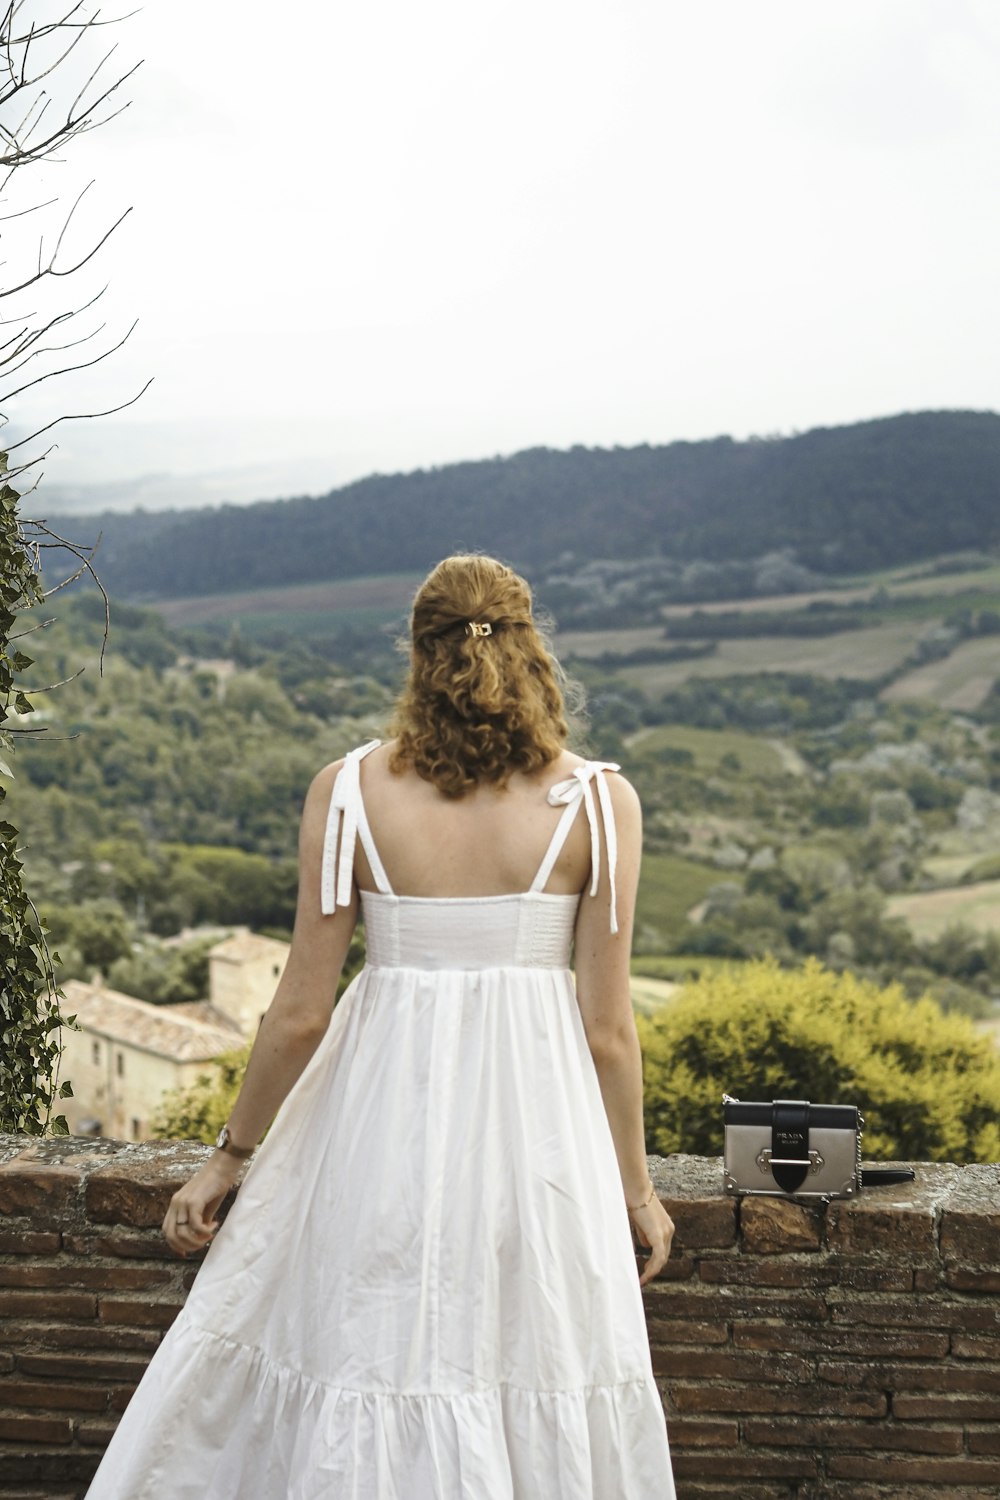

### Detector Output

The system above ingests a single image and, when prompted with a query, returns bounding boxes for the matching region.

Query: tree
[0,2,143,1132]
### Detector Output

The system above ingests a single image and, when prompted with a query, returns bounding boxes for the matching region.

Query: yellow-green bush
[637,957,1000,1164]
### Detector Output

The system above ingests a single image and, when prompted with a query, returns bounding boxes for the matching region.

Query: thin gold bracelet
[626,1182,656,1214]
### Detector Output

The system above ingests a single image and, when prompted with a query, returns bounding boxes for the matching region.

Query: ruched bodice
[361,890,579,970]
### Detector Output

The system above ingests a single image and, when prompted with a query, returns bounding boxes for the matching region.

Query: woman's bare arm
[573,773,675,1285]
[162,759,357,1256]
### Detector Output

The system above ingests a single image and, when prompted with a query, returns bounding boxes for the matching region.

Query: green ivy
[0,452,73,1133]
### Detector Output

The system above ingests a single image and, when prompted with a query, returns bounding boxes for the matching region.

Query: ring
[177,1217,189,1226]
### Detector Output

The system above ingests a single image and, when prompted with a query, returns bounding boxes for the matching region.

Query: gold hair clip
[466,621,493,637]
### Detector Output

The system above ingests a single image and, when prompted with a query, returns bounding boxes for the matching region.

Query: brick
[894,1393,1000,1421]
[826,1199,937,1257]
[818,1359,1000,1395]
[0,1289,96,1321]
[75,1418,121,1446]
[743,1417,962,1454]
[644,1253,696,1283]
[954,1334,1000,1360]
[0,1413,73,1444]
[0,1139,122,1220]
[969,1428,1000,1456]
[940,1209,1000,1266]
[696,1257,911,1292]
[665,1487,792,1500]
[734,1324,949,1359]
[646,1319,729,1346]
[0,1321,161,1354]
[648,1291,828,1326]
[913,1266,942,1292]
[0,1454,100,1484]
[829,1298,1000,1334]
[740,1197,822,1254]
[97,1296,184,1329]
[63,1231,178,1260]
[85,1142,215,1228]
[0,1230,61,1254]
[109,1385,139,1412]
[670,1385,887,1418]
[0,1352,12,1372]
[668,1418,739,1448]
[0,1379,109,1412]
[660,1195,737,1252]
[828,1454,1000,1484]
[0,1263,173,1292]
[16,1351,152,1382]
[672,1452,817,1480]
[819,1488,1000,1500]
[654,1349,810,1383]
[946,1266,1000,1294]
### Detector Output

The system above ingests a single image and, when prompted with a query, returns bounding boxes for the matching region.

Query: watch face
[216,1126,228,1149]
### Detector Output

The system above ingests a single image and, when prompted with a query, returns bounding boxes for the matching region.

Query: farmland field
[634,851,721,950]
[887,880,1000,940]
[880,636,1000,711]
[628,724,790,777]
[152,573,422,629]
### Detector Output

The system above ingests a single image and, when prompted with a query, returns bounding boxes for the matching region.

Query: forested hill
[51,410,1000,599]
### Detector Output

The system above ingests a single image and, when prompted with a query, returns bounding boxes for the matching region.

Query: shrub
[637,957,1000,1164]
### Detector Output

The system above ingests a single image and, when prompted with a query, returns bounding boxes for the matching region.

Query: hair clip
[466,621,493,637]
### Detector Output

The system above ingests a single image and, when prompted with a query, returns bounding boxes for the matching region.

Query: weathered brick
[0,1379,109,1412]
[894,1393,1000,1421]
[85,1142,215,1228]
[953,1334,1000,1360]
[698,1258,834,1288]
[16,1351,152,1382]
[0,1320,161,1353]
[828,1454,1000,1484]
[0,1453,100,1484]
[818,1358,1000,1395]
[829,1298,1000,1333]
[740,1197,822,1254]
[826,1200,937,1257]
[63,1230,177,1260]
[74,1417,122,1447]
[654,1349,810,1383]
[0,1413,73,1445]
[0,1230,61,1254]
[913,1266,943,1292]
[649,1291,828,1326]
[946,1266,1000,1294]
[0,1289,96,1321]
[734,1324,949,1359]
[97,1296,184,1329]
[668,1418,739,1448]
[660,1197,737,1252]
[672,1452,817,1480]
[669,1385,887,1418]
[0,1351,13,1373]
[940,1215,1000,1266]
[0,1263,173,1292]
[646,1319,729,1346]
[968,1427,1000,1456]
[743,1417,962,1454]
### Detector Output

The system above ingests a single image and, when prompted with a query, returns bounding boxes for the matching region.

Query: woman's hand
[630,1195,676,1287]
[162,1154,243,1258]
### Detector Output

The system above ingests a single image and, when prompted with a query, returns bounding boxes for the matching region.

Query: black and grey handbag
[723,1095,915,1200]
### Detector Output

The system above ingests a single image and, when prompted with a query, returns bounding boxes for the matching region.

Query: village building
[60,930,290,1142]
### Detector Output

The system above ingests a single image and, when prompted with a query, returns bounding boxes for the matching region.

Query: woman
[85,553,677,1499]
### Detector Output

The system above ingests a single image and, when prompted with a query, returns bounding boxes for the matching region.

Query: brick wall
[0,1135,998,1500]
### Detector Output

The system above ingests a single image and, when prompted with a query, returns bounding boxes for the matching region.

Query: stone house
[59,930,290,1142]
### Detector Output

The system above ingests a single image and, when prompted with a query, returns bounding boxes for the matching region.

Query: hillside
[45,409,1000,601]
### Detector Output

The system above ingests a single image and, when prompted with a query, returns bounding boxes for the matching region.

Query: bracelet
[626,1182,656,1214]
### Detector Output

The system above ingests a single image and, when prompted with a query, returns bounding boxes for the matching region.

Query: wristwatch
[214,1123,255,1159]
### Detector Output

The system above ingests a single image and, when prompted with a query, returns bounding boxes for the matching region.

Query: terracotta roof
[167,1000,247,1037]
[208,930,291,965]
[63,981,241,1063]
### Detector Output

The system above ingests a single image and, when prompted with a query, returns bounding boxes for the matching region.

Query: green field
[634,850,721,950]
[887,881,1000,940]
[629,724,789,777]
[152,573,422,631]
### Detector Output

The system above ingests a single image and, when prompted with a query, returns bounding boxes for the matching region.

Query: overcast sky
[5,0,999,514]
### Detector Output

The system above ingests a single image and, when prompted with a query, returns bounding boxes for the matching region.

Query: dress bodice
[322,741,623,971]
[361,890,580,970]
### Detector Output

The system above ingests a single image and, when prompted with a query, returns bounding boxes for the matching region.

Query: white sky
[4,0,999,512]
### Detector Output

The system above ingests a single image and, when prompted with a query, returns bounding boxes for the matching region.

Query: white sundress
[84,742,676,1499]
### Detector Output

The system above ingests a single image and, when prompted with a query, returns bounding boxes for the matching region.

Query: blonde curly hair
[388,554,569,797]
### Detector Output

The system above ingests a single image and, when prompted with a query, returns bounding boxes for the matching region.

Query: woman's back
[354,742,598,900]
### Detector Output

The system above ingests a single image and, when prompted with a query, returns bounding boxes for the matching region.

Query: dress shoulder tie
[320,740,385,915]
[542,760,622,934]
